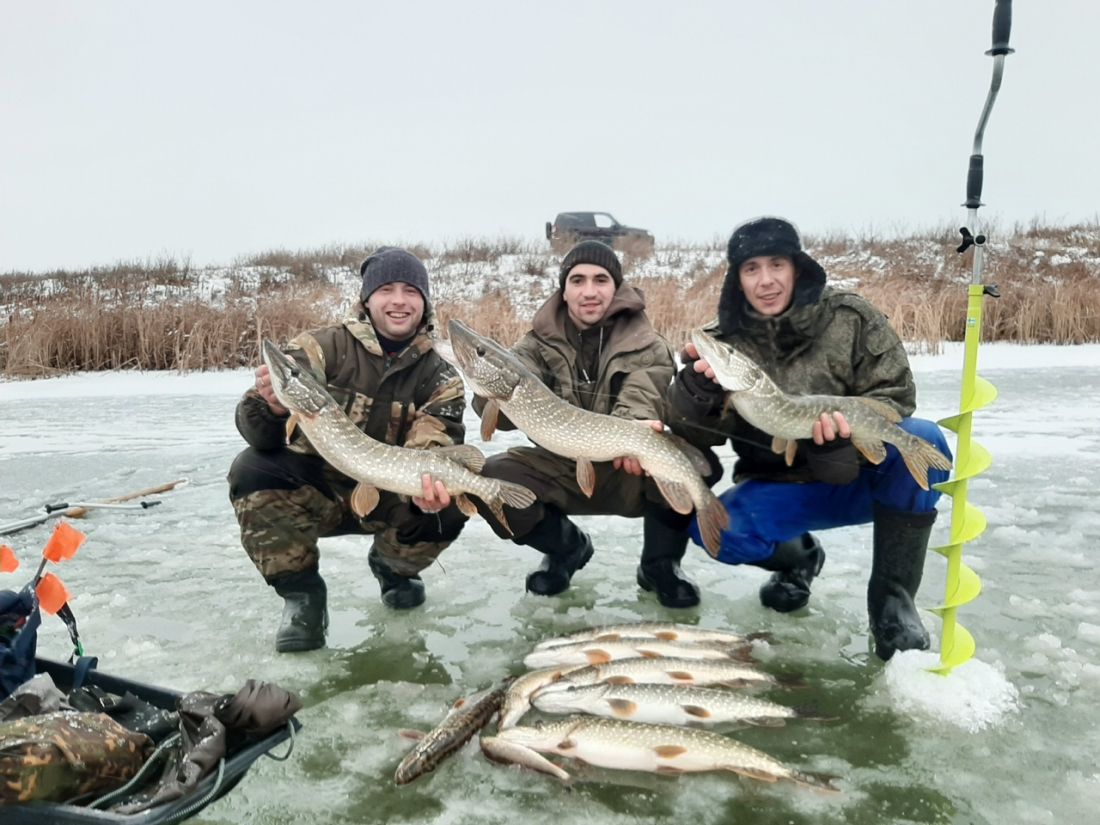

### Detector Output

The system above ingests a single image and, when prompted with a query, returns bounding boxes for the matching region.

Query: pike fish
[262,339,536,532]
[690,330,952,491]
[499,665,582,729]
[494,717,839,791]
[394,678,514,784]
[533,622,768,651]
[444,320,729,556]
[559,656,794,690]
[531,681,823,728]
[523,639,753,670]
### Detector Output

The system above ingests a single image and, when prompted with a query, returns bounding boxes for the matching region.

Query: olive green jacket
[668,287,916,483]
[235,309,466,455]
[475,284,675,432]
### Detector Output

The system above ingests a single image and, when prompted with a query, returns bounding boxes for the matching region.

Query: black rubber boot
[756,533,825,613]
[521,507,594,596]
[636,507,700,608]
[368,551,426,610]
[271,570,328,653]
[868,505,935,660]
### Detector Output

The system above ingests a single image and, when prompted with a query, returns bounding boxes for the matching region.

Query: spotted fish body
[523,639,752,670]
[394,679,514,784]
[494,716,838,791]
[531,681,810,728]
[444,320,729,556]
[559,657,785,690]
[533,622,767,651]
[690,330,952,491]
[261,340,535,528]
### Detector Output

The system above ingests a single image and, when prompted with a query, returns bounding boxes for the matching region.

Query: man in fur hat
[667,217,951,659]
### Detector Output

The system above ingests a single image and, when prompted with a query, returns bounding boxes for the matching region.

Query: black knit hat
[558,240,623,290]
[717,217,827,334]
[359,247,431,303]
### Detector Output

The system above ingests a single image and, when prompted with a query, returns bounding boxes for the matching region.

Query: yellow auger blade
[931,284,996,675]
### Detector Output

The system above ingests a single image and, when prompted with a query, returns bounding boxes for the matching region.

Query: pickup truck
[545,211,655,257]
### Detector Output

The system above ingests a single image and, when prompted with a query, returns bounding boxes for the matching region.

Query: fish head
[446,320,528,400]
[495,718,578,750]
[689,329,762,392]
[261,339,329,417]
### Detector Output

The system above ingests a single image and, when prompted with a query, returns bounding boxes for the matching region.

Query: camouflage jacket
[236,310,466,455]
[668,286,916,483]
[475,285,675,430]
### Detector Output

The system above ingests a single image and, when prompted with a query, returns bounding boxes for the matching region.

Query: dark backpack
[0,587,41,701]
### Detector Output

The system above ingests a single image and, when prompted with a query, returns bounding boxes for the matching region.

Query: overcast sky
[2,1,1096,273]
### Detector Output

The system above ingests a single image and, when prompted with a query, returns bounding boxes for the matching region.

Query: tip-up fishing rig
[930,0,1015,675]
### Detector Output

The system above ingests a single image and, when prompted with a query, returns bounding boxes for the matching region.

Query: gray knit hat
[359,247,431,303]
[559,240,623,290]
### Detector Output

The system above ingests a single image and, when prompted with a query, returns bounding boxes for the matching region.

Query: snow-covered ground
[2,343,1098,824]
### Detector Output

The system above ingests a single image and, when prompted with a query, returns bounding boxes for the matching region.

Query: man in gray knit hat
[471,240,719,608]
[228,247,469,652]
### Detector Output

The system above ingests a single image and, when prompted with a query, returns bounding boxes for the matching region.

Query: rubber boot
[368,550,426,610]
[756,533,825,613]
[636,507,700,608]
[521,507,594,596]
[868,505,935,660]
[271,570,328,653]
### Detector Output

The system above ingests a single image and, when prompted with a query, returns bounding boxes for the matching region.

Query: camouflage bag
[0,710,153,805]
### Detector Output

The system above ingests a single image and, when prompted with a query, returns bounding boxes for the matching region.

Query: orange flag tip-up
[36,572,71,615]
[42,521,86,563]
[0,544,18,573]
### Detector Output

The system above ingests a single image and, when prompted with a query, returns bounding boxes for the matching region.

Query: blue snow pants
[689,417,952,565]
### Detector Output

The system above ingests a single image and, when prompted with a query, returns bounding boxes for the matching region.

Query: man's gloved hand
[676,346,727,407]
[804,437,862,485]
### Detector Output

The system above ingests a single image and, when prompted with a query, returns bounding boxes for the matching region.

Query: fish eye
[289,367,299,378]
[475,345,486,357]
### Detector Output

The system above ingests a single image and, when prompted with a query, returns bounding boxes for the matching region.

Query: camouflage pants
[473,445,671,539]
[227,447,466,580]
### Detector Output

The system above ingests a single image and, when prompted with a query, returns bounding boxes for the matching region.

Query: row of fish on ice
[394,622,839,792]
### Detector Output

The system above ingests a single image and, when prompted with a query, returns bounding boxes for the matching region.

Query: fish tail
[788,768,841,794]
[899,438,954,491]
[696,493,730,559]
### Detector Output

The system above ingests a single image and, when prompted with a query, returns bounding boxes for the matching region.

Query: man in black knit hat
[228,247,469,652]
[471,240,717,608]
[667,217,952,659]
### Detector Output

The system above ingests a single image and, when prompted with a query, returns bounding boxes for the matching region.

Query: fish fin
[350,483,380,518]
[480,736,572,784]
[637,649,662,659]
[483,498,514,536]
[607,699,637,718]
[898,438,954,492]
[480,399,500,442]
[726,765,779,783]
[556,737,577,752]
[575,458,596,498]
[790,769,842,794]
[851,396,902,423]
[654,745,688,758]
[770,436,787,455]
[455,494,479,519]
[592,632,624,642]
[852,436,888,466]
[603,676,635,685]
[496,480,537,510]
[654,631,677,641]
[784,439,798,466]
[284,414,299,441]
[666,671,695,683]
[397,728,426,741]
[744,716,785,727]
[434,444,486,472]
[664,432,713,476]
[654,478,694,515]
[584,649,613,665]
[682,705,711,719]
[697,494,730,559]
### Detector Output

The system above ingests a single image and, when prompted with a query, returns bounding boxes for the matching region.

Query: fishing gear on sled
[930,0,1016,674]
